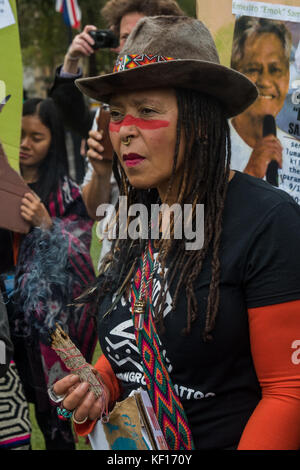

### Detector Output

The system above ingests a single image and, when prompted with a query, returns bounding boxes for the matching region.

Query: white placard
[0,80,5,103]
[232,1,300,23]
[0,0,15,30]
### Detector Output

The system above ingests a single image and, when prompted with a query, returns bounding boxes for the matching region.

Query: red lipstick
[123,153,145,167]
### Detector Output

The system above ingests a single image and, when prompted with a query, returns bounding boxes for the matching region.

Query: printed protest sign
[196,0,300,203]
[0,0,15,30]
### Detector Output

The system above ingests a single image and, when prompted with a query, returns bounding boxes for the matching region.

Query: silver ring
[48,385,66,404]
[72,412,88,425]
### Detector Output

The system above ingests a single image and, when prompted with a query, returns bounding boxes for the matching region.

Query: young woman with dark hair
[9,97,97,449]
[21,97,69,203]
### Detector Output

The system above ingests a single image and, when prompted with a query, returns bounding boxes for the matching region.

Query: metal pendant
[134,299,146,330]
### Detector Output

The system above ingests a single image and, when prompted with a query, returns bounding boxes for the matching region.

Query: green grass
[90,223,102,275]
[30,224,102,450]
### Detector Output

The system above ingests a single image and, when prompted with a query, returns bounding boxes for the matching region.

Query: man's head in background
[101,0,185,52]
[231,17,291,122]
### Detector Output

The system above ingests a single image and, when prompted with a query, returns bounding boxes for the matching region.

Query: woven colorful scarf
[131,242,195,450]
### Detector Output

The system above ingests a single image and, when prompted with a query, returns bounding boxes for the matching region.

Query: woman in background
[10,98,97,449]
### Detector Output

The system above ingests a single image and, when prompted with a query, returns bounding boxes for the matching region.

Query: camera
[89,30,119,49]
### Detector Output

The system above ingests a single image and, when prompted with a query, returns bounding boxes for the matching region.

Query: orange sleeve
[93,354,122,405]
[238,300,300,450]
[74,354,121,436]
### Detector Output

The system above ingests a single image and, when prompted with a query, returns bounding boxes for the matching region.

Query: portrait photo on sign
[229,12,300,203]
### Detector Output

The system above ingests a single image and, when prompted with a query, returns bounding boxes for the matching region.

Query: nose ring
[122,136,132,146]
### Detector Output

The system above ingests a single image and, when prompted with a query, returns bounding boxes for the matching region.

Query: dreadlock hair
[78,88,231,342]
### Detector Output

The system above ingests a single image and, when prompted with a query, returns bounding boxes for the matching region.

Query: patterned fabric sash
[131,242,195,450]
[113,54,175,73]
[0,362,31,449]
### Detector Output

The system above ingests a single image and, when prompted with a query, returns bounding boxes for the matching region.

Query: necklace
[133,243,158,330]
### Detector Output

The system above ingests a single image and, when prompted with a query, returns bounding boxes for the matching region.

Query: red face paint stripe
[109,115,170,132]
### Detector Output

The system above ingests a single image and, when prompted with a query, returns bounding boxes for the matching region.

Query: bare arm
[82,129,113,220]
[82,171,112,220]
[49,25,98,137]
[62,24,97,74]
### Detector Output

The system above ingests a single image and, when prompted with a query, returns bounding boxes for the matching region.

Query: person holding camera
[50,0,186,236]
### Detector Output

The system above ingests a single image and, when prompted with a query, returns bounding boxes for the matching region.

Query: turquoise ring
[57,406,73,421]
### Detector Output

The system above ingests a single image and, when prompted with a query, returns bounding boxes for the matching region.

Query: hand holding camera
[63,25,97,74]
[88,30,119,49]
[86,107,114,179]
[63,25,119,74]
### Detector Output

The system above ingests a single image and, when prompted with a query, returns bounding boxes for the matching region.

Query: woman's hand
[20,192,53,230]
[53,370,110,423]
[86,129,113,178]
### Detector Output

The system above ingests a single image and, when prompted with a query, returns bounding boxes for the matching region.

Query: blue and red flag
[55,0,81,30]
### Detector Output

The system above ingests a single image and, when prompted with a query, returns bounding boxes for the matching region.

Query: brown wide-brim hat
[0,143,30,234]
[76,16,257,118]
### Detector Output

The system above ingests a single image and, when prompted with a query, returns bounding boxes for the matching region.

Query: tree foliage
[179,0,197,18]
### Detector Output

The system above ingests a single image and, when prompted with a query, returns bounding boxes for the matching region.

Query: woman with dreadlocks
[52,16,300,450]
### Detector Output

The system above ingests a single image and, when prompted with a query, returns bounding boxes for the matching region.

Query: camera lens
[89,30,119,49]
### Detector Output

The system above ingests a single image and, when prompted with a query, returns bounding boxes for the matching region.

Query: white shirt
[229,120,300,205]
[82,109,119,269]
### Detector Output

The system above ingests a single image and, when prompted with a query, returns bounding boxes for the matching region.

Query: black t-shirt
[97,172,300,449]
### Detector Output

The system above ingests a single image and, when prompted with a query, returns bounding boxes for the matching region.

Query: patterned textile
[131,242,195,451]
[0,362,31,450]
[113,54,175,73]
[11,176,97,388]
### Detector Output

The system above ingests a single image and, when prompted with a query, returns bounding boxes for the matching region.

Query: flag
[55,0,81,30]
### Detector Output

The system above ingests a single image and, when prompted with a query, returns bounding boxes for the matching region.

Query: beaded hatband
[113,54,175,73]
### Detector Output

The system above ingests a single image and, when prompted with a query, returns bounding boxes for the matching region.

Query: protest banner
[197,0,300,203]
